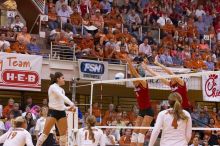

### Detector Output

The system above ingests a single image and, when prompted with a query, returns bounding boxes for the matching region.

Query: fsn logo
[81,62,105,74]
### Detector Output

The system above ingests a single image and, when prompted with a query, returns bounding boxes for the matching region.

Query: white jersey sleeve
[184,111,192,142]
[50,84,74,106]
[25,131,34,146]
[0,130,11,144]
[148,111,164,146]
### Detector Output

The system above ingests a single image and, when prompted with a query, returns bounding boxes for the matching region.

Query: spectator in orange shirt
[91,44,104,60]
[199,39,210,50]
[48,7,58,30]
[102,104,116,125]
[119,129,132,146]
[77,33,94,58]
[2,98,14,118]
[11,36,28,54]
[176,23,187,38]
[70,7,82,33]
[192,56,207,70]
[115,105,122,115]
[121,111,130,125]
[92,102,102,122]
[47,0,55,11]
[162,33,174,46]
[17,26,31,44]
[55,30,68,45]
[128,38,137,53]
[90,9,104,28]
[162,19,175,34]
[128,105,138,124]
[190,38,200,50]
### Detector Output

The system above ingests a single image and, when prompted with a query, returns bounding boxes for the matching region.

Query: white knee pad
[131,132,138,143]
[138,133,145,143]
[36,133,48,146]
[59,135,67,146]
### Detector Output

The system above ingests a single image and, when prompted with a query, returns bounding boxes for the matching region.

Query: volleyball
[115,72,125,80]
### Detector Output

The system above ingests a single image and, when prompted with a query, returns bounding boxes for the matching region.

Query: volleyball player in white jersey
[77,115,105,146]
[149,92,192,146]
[0,116,34,146]
[36,72,75,146]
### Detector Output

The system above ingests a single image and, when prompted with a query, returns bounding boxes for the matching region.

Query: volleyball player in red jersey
[122,56,154,146]
[152,59,191,111]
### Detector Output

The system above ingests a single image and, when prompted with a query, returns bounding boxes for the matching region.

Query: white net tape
[95,126,220,131]
[92,70,220,84]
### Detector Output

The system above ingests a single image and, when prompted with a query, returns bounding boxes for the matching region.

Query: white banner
[202,73,220,102]
[78,59,108,80]
[0,53,42,91]
[126,65,191,90]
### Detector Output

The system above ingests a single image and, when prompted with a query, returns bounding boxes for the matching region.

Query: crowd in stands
[0,14,41,55]
[43,0,220,71]
[1,0,220,71]
[0,97,220,146]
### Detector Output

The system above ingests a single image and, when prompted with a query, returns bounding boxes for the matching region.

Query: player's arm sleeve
[148,112,163,146]
[185,113,192,143]
[0,131,9,143]
[52,86,74,106]
[26,132,34,146]
[99,131,106,146]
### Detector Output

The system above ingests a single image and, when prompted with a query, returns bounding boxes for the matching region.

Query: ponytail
[168,92,188,121]
[86,115,96,143]
[168,92,188,129]
[50,72,63,85]
[173,99,188,121]
[88,123,95,143]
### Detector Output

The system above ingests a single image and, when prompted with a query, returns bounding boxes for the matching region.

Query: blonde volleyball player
[77,115,105,146]
[122,56,154,146]
[0,116,34,146]
[149,92,192,146]
[36,72,75,146]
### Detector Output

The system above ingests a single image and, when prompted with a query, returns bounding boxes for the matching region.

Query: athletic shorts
[138,108,154,117]
[48,109,66,121]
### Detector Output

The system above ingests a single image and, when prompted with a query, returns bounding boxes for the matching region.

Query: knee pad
[59,135,67,146]
[131,132,138,143]
[138,133,145,143]
[36,133,48,146]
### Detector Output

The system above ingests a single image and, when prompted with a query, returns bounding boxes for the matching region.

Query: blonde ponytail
[173,99,188,121]
[169,92,188,121]
[86,115,96,143]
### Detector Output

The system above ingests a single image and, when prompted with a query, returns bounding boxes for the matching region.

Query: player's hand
[66,105,76,112]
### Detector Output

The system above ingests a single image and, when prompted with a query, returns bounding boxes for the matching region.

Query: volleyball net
[67,70,220,146]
